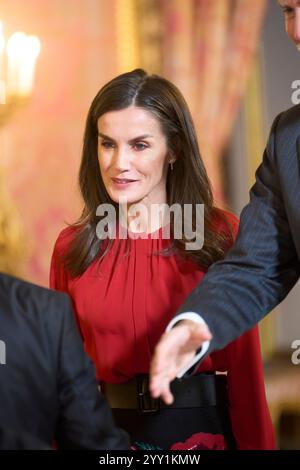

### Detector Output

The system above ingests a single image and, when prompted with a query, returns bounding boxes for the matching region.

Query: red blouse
[50,211,275,450]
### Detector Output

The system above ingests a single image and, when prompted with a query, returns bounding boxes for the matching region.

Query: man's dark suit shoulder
[0,272,75,374]
[275,103,300,133]
[0,272,129,449]
[0,272,71,324]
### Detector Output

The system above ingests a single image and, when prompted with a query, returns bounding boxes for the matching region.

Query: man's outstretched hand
[149,320,212,405]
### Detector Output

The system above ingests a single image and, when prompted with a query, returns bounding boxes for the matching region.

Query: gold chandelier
[0,20,41,124]
[0,20,41,276]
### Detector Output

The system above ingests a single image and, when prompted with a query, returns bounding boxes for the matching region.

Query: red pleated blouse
[50,210,275,449]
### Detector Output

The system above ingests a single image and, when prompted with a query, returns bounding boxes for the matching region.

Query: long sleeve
[55,294,129,449]
[176,111,300,354]
[49,229,71,293]
[212,326,275,449]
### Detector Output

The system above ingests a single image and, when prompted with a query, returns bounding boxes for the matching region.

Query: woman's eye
[101,141,114,149]
[133,142,148,151]
[283,7,294,16]
[100,141,148,150]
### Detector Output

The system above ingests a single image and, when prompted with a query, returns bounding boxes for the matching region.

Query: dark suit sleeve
[176,111,300,354]
[55,295,129,449]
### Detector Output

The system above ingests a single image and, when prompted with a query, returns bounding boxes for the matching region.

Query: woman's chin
[108,191,143,206]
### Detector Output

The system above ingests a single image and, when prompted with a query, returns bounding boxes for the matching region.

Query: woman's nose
[113,147,131,171]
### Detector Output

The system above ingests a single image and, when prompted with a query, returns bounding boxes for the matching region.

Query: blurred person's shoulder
[0,272,71,324]
[274,103,300,134]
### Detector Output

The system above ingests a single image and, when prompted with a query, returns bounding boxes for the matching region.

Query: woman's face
[97,106,170,207]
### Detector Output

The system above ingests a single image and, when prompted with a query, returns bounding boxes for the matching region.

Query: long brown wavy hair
[64,69,233,277]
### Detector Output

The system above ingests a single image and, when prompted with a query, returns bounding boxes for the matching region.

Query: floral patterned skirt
[112,404,236,450]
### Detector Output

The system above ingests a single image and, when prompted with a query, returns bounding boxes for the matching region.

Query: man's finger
[150,321,213,403]
[160,385,174,405]
[150,375,174,404]
[191,323,212,342]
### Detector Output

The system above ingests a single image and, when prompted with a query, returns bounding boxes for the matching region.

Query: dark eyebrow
[279,1,300,7]
[98,132,154,142]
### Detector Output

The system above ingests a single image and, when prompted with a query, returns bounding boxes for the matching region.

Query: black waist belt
[100,373,228,413]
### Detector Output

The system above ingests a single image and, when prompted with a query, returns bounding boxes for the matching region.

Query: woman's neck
[120,196,169,234]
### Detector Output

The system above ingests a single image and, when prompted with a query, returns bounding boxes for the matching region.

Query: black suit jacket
[176,104,300,354]
[0,273,128,449]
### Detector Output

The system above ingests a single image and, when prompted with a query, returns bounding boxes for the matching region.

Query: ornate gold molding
[115,0,141,73]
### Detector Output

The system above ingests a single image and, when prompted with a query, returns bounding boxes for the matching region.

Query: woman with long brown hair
[50,69,274,450]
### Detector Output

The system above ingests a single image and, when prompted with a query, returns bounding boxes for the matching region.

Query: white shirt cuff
[166,312,210,378]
